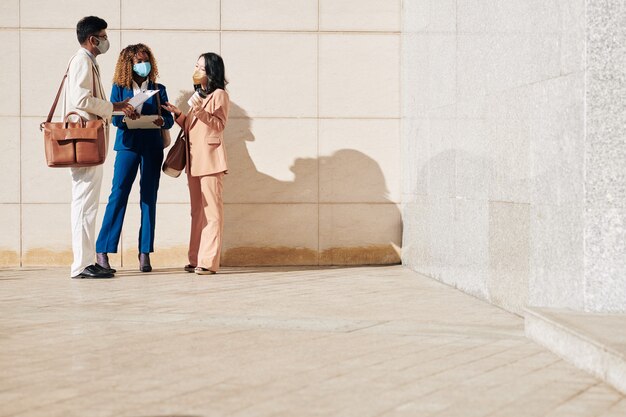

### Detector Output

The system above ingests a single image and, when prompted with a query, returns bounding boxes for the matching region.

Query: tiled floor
[0,266,624,417]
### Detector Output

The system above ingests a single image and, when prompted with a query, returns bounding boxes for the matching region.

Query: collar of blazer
[76,48,104,99]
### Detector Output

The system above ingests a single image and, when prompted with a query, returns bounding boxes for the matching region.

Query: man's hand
[113,98,135,117]
[153,116,164,127]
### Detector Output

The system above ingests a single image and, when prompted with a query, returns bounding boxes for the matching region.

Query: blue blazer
[110,81,175,151]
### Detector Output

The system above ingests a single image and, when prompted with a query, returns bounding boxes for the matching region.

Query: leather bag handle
[43,58,99,127]
[63,112,86,127]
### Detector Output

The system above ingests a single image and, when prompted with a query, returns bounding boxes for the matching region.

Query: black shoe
[184,264,196,273]
[72,265,114,279]
[96,253,117,274]
[94,262,116,275]
[139,253,152,273]
[95,264,116,274]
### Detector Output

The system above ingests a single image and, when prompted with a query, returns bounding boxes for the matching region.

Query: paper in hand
[123,115,161,129]
[112,90,159,115]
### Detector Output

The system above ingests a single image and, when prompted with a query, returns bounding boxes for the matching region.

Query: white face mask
[93,36,110,54]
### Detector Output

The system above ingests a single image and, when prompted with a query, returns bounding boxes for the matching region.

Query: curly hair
[112,43,159,89]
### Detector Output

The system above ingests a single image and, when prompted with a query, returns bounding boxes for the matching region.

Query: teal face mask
[133,62,151,77]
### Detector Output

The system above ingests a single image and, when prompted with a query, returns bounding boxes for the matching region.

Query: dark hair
[76,16,107,44]
[200,52,228,93]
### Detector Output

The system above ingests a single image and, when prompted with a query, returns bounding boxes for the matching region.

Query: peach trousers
[187,172,224,271]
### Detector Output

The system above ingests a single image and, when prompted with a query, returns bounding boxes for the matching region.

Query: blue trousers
[96,147,163,254]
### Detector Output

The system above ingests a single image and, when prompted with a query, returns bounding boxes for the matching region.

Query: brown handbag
[40,63,107,168]
[162,129,186,177]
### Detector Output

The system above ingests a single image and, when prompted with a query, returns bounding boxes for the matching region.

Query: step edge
[524,307,626,360]
[525,309,626,395]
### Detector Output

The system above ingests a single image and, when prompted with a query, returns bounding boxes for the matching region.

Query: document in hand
[112,90,159,115]
[123,115,161,129]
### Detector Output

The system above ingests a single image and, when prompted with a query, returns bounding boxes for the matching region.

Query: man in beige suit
[64,16,135,279]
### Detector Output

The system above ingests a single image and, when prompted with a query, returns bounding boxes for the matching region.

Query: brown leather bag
[162,128,186,177]
[40,64,106,168]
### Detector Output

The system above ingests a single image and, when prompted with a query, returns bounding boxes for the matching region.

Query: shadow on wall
[172,91,401,266]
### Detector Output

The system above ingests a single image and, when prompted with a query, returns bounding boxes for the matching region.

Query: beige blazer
[176,89,230,177]
[61,48,113,145]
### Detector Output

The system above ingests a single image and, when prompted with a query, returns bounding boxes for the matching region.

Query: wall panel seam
[18,0,22,267]
[317,0,321,265]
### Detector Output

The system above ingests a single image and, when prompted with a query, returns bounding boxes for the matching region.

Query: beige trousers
[187,172,224,271]
[69,165,103,277]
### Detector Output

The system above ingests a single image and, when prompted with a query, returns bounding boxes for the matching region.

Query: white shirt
[132,79,150,113]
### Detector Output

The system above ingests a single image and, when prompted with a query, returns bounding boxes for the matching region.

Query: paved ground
[0,266,624,417]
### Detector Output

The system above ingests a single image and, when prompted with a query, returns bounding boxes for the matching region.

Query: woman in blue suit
[96,43,174,272]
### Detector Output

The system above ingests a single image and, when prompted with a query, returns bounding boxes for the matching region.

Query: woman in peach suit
[162,53,229,275]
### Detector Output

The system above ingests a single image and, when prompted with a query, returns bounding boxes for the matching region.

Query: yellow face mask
[192,69,208,85]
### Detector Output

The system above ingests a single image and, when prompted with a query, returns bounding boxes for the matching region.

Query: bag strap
[153,81,163,130]
[45,58,99,124]
[154,81,162,119]
[45,69,69,124]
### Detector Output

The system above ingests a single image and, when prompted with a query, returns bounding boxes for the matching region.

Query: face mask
[93,36,110,54]
[133,62,151,77]
[192,69,207,85]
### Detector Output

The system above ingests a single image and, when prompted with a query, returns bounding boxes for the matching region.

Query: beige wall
[0,0,402,268]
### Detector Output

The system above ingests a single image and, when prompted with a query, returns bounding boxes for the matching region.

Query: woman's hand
[162,102,181,118]
[152,116,164,127]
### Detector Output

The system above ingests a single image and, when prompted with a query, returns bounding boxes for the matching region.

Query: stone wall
[402,0,625,313]
[583,1,626,312]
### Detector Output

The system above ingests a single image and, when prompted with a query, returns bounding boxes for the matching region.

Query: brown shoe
[194,267,216,275]
[184,264,196,273]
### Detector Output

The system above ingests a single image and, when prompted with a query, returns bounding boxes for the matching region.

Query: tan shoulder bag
[39,62,106,168]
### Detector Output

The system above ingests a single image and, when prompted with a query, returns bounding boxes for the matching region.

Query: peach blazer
[175,89,230,177]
